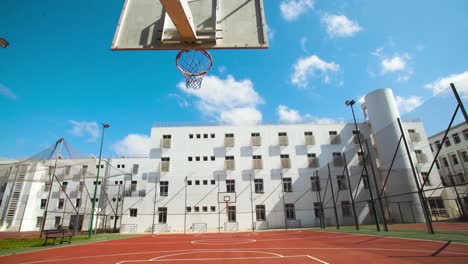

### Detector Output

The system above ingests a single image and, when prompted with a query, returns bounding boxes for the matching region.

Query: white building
[0,89,446,233]
[428,122,468,216]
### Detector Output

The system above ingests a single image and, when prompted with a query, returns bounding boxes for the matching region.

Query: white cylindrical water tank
[362,88,424,222]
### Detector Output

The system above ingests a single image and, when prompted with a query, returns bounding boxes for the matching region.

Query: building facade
[0,89,447,233]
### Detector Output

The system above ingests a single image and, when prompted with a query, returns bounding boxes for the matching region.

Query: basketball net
[176,49,213,89]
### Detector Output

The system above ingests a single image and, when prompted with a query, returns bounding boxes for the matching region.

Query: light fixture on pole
[0,38,9,48]
[345,99,381,231]
[89,123,110,238]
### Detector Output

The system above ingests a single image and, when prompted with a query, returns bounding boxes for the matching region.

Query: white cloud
[0,83,17,100]
[395,95,423,114]
[381,55,408,73]
[112,134,150,157]
[424,71,468,97]
[321,14,362,38]
[168,93,190,108]
[266,25,275,40]
[300,37,309,53]
[179,75,264,125]
[280,0,314,21]
[278,105,303,123]
[278,105,344,124]
[68,120,99,142]
[291,55,340,88]
[357,95,365,104]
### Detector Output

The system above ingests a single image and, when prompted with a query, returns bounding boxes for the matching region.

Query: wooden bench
[43,229,74,246]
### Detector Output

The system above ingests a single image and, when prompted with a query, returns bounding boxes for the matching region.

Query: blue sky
[1,0,467,159]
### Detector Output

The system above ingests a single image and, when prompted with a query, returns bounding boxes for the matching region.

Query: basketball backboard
[112,0,268,50]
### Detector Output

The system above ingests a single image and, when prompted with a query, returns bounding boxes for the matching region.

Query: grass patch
[310,225,468,244]
[0,233,141,255]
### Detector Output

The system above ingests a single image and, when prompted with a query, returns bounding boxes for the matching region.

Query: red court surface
[0,230,467,264]
[391,222,468,231]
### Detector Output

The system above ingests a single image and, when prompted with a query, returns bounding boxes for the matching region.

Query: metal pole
[280,173,288,230]
[184,177,187,234]
[40,138,64,237]
[151,176,158,234]
[113,182,121,232]
[249,173,255,232]
[451,83,468,126]
[397,118,434,234]
[343,154,359,230]
[445,164,465,216]
[365,140,388,231]
[217,175,221,233]
[347,101,380,231]
[316,170,325,228]
[328,164,340,229]
[397,202,404,223]
[89,124,109,238]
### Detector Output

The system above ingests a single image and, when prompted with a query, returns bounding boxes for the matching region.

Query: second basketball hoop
[176,49,213,89]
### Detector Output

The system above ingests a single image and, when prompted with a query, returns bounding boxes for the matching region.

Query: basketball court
[1,230,467,263]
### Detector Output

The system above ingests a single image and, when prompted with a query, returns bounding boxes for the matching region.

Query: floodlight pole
[345,99,380,231]
[451,83,468,126]
[89,123,109,238]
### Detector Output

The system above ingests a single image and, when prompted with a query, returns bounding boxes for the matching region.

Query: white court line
[16,246,468,264]
[191,238,256,245]
[150,250,284,260]
[118,254,328,264]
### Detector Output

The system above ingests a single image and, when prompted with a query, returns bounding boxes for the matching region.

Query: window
[130,208,138,217]
[54,216,61,227]
[203,180,208,185]
[341,201,351,217]
[195,180,200,185]
[278,132,288,146]
[308,153,319,168]
[445,139,451,147]
[435,140,441,150]
[304,131,315,145]
[421,172,431,186]
[333,152,344,167]
[202,206,208,212]
[61,182,68,192]
[44,182,51,192]
[463,129,468,140]
[283,178,292,192]
[160,181,169,196]
[451,154,459,165]
[203,156,208,161]
[337,175,347,190]
[186,207,192,213]
[456,173,466,184]
[254,179,264,193]
[82,165,88,176]
[362,174,369,189]
[196,134,201,139]
[285,204,296,220]
[194,206,200,212]
[314,202,323,218]
[462,151,468,162]
[132,164,139,174]
[121,164,126,169]
[256,205,266,221]
[40,199,47,209]
[36,217,43,228]
[187,180,192,185]
[305,131,313,136]
[161,157,170,172]
[188,157,193,162]
[90,198,99,203]
[76,198,81,208]
[310,176,321,192]
[435,160,440,169]
[96,164,104,169]
[252,155,263,169]
[196,156,200,161]
[117,164,120,168]
[453,133,461,144]
[211,133,215,138]
[211,156,215,161]
[58,199,64,209]
[211,180,216,185]
[131,181,137,191]
[93,181,102,185]
[204,134,208,138]
[329,131,338,135]
[112,198,116,202]
[227,206,236,222]
[442,157,449,167]
[281,154,291,168]
[226,179,235,193]
[210,206,216,212]
[251,132,261,146]
[225,133,235,147]
[189,134,193,139]
[225,156,235,170]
